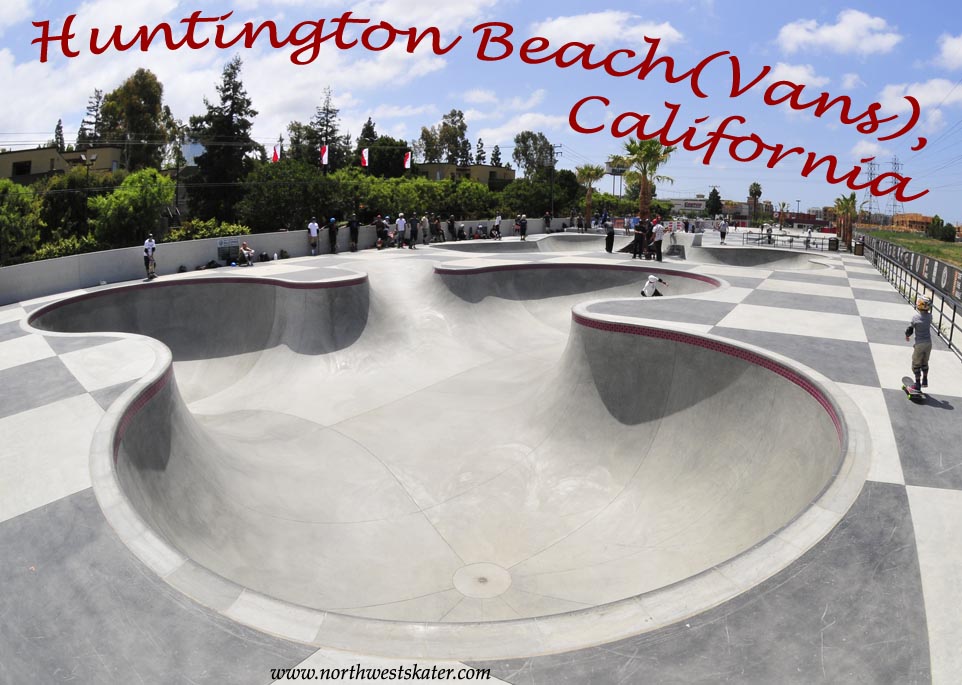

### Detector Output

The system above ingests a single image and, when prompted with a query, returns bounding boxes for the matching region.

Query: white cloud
[777,10,901,56]
[935,33,962,70]
[464,88,497,104]
[878,78,962,113]
[476,112,569,146]
[850,140,887,159]
[531,12,683,50]
[841,73,864,90]
[766,63,830,88]
[0,0,30,34]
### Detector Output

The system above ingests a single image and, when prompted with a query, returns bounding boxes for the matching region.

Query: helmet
[648,275,659,283]
[917,296,932,312]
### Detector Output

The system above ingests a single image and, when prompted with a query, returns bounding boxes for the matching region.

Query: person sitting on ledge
[239,241,255,266]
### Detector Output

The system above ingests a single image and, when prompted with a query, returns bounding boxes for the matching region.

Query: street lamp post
[796,199,801,227]
[80,153,97,234]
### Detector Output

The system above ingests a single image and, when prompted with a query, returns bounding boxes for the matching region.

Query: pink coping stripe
[112,364,173,464]
[572,311,845,443]
[434,262,723,286]
[28,274,369,326]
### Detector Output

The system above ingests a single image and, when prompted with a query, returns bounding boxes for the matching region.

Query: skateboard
[147,256,157,279]
[901,376,925,401]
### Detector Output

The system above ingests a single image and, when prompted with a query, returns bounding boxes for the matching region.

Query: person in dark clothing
[519,214,528,241]
[327,217,338,253]
[348,213,360,251]
[447,215,457,241]
[632,220,648,259]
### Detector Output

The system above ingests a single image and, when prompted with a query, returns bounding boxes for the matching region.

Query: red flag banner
[403,151,411,169]
[272,145,279,163]
[361,148,369,167]
[320,145,328,166]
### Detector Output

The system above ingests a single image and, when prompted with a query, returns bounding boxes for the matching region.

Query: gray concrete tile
[740,289,861,316]
[710,327,879,386]
[585,299,737,326]
[0,489,314,685]
[766,271,850,286]
[885,387,962,490]
[716,275,766,289]
[0,320,27,343]
[861,317,953,350]
[852,287,910,304]
[846,270,889,282]
[89,380,136,410]
[43,334,116,355]
[0,357,87,419]
[472,482,930,684]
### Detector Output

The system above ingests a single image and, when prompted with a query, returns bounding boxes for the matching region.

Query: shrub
[31,233,103,261]
[167,218,251,242]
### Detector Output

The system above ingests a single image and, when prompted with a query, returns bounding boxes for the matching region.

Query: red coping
[571,311,844,443]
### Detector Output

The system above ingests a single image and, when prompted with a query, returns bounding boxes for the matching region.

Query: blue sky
[2,1,961,222]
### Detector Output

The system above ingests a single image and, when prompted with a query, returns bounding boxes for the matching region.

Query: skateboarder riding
[905,295,933,392]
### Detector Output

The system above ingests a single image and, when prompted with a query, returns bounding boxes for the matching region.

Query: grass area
[864,230,962,269]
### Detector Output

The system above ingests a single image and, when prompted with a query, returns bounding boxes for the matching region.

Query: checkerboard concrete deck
[1,232,959,684]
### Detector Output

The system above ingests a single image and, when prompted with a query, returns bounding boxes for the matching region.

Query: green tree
[328,167,375,220]
[475,138,486,165]
[355,118,410,178]
[706,187,722,217]
[512,131,554,178]
[76,89,104,150]
[37,165,127,243]
[926,214,944,239]
[490,144,503,167]
[575,164,606,227]
[287,87,352,171]
[189,56,261,222]
[53,120,65,153]
[748,181,762,226]
[89,168,174,247]
[834,192,858,247]
[497,177,552,216]
[622,138,675,219]
[0,179,43,265]
[100,69,170,170]
[237,158,333,232]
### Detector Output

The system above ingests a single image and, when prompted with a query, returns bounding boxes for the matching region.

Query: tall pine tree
[189,57,260,222]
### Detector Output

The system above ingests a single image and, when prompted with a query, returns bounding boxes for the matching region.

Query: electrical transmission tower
[885,157,905,221]
[860,160,880,225]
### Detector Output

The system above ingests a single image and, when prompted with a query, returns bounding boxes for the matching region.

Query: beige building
[0,146,123,185]
[891,213,931,233]
[416,163,515,189]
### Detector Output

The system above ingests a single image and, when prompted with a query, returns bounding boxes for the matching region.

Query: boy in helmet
[905,295,933,391]
[641,274,668,297]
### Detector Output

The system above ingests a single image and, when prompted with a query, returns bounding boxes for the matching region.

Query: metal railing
[738,231,836,251]
[863,242,961,362]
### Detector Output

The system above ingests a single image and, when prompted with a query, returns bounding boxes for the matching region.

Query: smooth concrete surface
[28,257,870,659]
[688,246,830,270]
[6,235,961,682]
[434,233,631,253]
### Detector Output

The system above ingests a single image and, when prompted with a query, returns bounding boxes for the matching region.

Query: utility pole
[549,144,562,217]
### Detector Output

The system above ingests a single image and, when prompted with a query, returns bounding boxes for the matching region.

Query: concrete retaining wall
[0,226,379,306]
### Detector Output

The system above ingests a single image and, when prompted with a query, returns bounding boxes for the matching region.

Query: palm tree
[777,201,790,228]
[621,138,675,219]
[834,192,859,248]
[575,164,606,229]
[748,182,762,226]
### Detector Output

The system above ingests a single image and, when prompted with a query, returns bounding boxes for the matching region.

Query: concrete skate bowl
[434,233,627,253]
[28,264,869,660]
[687,246,831,269]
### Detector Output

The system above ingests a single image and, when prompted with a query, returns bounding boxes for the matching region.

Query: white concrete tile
[906,486,962,685]
[870,342,916,390]
[845,266,882,275]
[715,304,867,342]
[226,591,324,644]
[0,394,102,523]
[856,299,915,321]
[928,349,962,397]
[685,286,753,304]
[19,289,88,307]
[0,307,25,324]
[58,338,156,391]
[849,279,900,293]
[836,383,904,485]
[757,279,853,299]
[0,334,55,372]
